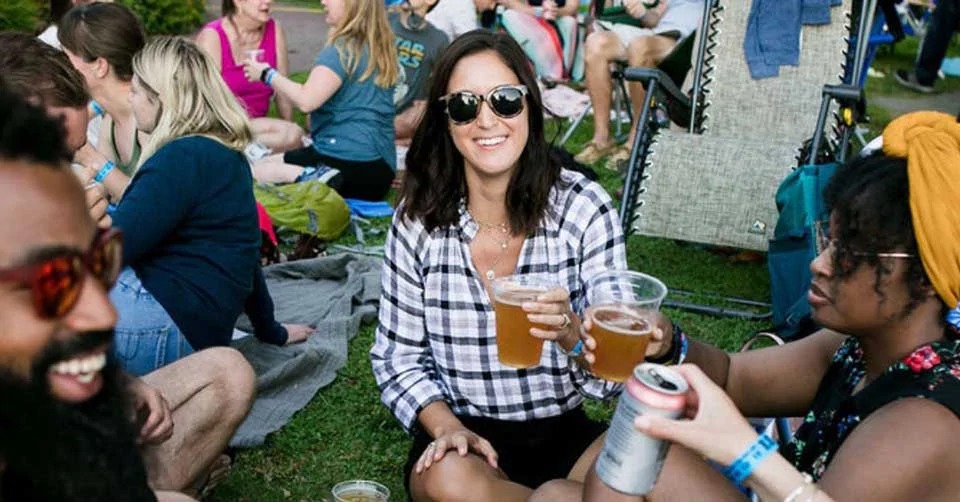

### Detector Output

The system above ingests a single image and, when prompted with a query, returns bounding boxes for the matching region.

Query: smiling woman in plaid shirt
[370,31,629,501]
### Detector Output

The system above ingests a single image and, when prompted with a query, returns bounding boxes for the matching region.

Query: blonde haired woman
[244,0,400,201]
[111,36,310,377]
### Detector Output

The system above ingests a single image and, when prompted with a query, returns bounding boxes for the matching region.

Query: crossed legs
[583,31,679,150]
[140,347,256,493]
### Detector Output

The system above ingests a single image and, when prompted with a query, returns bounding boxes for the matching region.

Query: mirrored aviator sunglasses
[0,228,123,319]
[440,84,529,125]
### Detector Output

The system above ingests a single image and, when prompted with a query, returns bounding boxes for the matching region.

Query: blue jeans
[110,267,194,376]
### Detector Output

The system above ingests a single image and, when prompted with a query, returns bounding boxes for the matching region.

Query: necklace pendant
[485,269,496,280]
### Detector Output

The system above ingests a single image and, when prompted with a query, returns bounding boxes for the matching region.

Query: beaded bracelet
[721,433,778,485]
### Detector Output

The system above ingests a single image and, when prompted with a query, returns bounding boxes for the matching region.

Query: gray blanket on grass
[230,254,381,448]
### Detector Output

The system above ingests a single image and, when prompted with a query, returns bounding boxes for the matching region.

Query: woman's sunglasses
[440,84,528,125]
[0,228,123,319]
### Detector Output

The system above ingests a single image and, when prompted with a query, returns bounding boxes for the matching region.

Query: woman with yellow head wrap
[536,111,960,502]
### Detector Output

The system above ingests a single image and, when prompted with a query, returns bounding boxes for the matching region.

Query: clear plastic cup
[584,271,667,382]
[245,49,266,63]
[491,275,559,368]
[331,480,390,502]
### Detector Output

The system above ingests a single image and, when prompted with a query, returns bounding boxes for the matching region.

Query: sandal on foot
[573,141,617,164]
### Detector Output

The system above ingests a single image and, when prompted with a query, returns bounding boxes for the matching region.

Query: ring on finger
[559,313,572,330]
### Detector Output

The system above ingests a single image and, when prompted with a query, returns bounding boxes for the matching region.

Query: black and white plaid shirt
[371,171,627,431]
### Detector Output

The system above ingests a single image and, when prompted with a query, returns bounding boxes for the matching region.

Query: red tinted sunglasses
[0,228,123,319]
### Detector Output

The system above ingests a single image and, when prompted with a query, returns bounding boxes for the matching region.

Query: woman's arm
[195,28,223,71]
[273,21,295,122]
[245,55,343,114]
[369,217,448,432]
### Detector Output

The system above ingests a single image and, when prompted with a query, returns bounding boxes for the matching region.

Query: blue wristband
[94,160,115,183]
[722,434,778,485]
[564,339,584,357]
[90,100,104,117]
[265,69,278,86]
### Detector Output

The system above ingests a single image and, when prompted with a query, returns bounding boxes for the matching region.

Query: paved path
[872,91,960,118]
[204,1,330,73]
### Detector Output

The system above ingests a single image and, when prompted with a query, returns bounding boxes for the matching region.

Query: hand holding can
[594,363,687,495]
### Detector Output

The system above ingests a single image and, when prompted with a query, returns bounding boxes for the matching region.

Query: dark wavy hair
[399,30,561,235]
[823,152,942,319]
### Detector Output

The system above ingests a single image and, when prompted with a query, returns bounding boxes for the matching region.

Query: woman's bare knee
[410,453,502,502]
[530,479,583,502]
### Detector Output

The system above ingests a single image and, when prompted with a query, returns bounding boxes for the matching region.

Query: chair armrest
[623,67,691,108]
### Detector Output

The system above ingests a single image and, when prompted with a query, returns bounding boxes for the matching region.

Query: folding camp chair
[617,0,871,319]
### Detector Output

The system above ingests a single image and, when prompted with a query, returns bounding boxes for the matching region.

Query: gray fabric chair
[620,0,853,252]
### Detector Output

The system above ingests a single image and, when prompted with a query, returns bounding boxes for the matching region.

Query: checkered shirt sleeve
[371,171,627,432]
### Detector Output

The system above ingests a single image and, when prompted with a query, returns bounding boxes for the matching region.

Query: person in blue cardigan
[110,36,313,376]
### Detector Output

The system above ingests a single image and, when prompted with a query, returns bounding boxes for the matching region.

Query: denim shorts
[110,267,194,376]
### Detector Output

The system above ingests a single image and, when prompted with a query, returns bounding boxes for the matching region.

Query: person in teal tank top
[241,0,400,201]
[531,112,960,501]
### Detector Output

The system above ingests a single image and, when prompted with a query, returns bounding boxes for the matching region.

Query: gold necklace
[470,212,510,281]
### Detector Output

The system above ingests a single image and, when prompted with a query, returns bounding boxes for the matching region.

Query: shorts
[403,407,606,497]
[109,267,194,376]
[283,146,395,201]
[594,20,680,49]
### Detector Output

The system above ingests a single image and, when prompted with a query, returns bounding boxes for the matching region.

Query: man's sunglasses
[0,228,123,319]
[440,84,528,125]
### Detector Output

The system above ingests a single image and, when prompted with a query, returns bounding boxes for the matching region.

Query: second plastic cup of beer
[585,271,667,382]
[492,275,558,368]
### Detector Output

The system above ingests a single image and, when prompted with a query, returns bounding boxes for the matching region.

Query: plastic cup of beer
[585,271,667,382]
[492,275,559,368]
[245,49,266,63]
[331,480,390,502]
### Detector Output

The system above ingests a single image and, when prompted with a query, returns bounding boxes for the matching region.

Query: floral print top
[782,336,960,480]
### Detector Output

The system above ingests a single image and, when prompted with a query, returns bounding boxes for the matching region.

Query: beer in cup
[331,480,390,502]
[492,275,559,368]
[585,271,667,382]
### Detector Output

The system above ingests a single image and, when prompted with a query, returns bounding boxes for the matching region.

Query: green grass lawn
[212,38,957,501]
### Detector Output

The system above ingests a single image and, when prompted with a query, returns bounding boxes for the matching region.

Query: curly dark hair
[399,30,561,235]
[823,152,942,319]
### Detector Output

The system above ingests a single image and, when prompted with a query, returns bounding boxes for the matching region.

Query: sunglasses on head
[0,228,123,319]
[440,84,528,125]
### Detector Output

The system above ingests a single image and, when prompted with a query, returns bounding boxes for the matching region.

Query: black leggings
[284,146,394,201]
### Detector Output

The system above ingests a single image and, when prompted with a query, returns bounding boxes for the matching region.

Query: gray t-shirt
[389,12,450,114]
[309,43,397,170]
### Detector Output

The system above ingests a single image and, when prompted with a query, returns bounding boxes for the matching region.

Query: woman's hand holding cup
[522,287,579,348]
[242,55,270,84]
[579,311,672,366]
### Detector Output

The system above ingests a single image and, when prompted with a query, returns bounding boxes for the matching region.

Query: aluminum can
[595,363,688,495]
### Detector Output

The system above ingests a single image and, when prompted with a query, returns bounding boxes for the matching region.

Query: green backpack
[253,180,351,241]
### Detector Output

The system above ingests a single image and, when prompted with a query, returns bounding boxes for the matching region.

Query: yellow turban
[882,111,960,312]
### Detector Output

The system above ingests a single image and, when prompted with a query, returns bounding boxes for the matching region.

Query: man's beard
[0,330,156,502]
